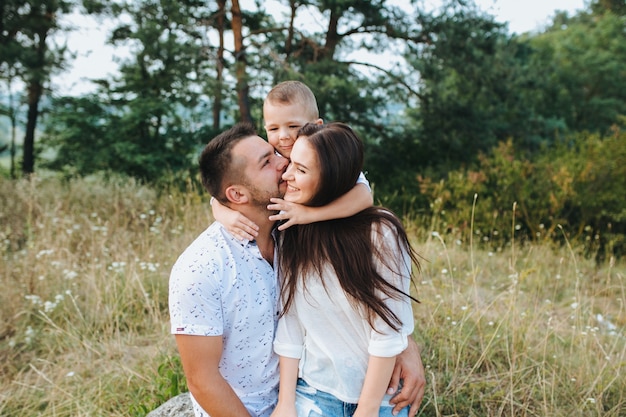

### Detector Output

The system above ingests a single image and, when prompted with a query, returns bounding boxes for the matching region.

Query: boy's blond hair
[264,80,319,120]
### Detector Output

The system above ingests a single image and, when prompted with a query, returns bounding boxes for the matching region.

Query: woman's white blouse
[273,222,414,404]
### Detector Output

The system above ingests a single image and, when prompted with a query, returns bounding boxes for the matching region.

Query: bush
[416,127,626,260]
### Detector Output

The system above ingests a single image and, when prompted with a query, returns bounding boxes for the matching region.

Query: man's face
[232,135,288,207]
[263,101,320,159]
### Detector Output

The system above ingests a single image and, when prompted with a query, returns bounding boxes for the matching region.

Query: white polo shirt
[169,222,279,417]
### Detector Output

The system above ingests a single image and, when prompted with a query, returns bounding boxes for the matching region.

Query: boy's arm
[211,197,259,241]
[268,182,373,230]
[353,355,396,417]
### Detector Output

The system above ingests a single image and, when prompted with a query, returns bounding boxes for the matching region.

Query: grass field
[1,175,624,416]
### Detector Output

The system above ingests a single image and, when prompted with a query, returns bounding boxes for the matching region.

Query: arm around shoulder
[211,196,259,241]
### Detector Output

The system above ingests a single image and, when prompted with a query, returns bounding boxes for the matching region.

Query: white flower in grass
[43,301,56,313]
[108,261,127,273]
[36,249,54,259]
[25,294,42,306]
[63,269,78,280]
[25,326,35,343]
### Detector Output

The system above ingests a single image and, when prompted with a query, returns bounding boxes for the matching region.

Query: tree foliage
[2,0,625,253]
[0,0,76,176]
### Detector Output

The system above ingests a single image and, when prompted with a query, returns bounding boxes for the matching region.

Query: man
[169,123,425,417]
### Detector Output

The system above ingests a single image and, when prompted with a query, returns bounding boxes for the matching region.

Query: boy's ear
[315,118,323,125]
[224,185,249,205]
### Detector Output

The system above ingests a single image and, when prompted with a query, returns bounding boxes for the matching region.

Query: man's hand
[388,338,425,416]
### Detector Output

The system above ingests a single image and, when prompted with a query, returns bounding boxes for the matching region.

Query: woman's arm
[269,356,300,417]
[211,197,259,241]
[268,182,373,230]
[353,355,396,417]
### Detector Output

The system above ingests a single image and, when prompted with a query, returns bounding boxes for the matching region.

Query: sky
[53,0,588,96]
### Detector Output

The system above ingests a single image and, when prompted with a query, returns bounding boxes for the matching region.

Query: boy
[211,80,373,238]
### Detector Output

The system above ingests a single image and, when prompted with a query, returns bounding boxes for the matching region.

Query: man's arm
[388,337,426,416]
[175,334,252,417]
[268,183,373,230]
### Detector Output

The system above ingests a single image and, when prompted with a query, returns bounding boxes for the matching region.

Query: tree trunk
[22,81,42,176]
[213,0,226,129]
[231,0,252,123]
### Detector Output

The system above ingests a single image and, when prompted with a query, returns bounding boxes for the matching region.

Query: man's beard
[244,182,282,214]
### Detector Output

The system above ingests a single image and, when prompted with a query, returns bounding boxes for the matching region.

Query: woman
[271,122,421,417]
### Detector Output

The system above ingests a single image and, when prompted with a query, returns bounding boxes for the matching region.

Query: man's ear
[315,118,323,125]
[224,185,249,205]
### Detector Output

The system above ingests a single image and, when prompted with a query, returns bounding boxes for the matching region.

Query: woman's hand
[270,402,298,417]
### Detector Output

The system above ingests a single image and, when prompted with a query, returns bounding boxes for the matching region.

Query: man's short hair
[199,123,257,203]
[264,80,319,120]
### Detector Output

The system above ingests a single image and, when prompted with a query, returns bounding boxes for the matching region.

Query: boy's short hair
[265,80,319,120]
[199,123,257,203]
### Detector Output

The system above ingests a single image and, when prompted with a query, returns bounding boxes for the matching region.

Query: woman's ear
[224,185,249,205]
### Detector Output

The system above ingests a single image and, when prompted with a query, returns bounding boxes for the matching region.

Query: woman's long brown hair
[278,123,420,332]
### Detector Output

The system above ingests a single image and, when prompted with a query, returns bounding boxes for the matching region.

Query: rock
[146,392,194,417]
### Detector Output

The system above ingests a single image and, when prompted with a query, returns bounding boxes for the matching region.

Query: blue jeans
[295,378,409,417]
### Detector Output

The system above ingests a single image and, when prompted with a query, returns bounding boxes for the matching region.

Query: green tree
[530,10,626,134]
[45,0,214,180]
[0,0,75,176]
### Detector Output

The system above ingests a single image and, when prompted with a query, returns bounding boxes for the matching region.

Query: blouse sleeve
[273,303,305,359]
[357,171,372,193]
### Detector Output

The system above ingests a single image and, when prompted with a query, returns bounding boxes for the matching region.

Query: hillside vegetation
[0,175,624,416]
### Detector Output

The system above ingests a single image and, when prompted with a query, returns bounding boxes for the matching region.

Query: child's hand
[268,198,314,230]
[212,198,259,241]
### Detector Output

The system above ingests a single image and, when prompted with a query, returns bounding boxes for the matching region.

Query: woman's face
[282,137,320,205]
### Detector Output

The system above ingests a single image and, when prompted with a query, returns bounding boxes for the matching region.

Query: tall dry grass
[0,175,624,416]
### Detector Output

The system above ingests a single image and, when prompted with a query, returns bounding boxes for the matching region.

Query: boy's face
[263,101,322,159]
